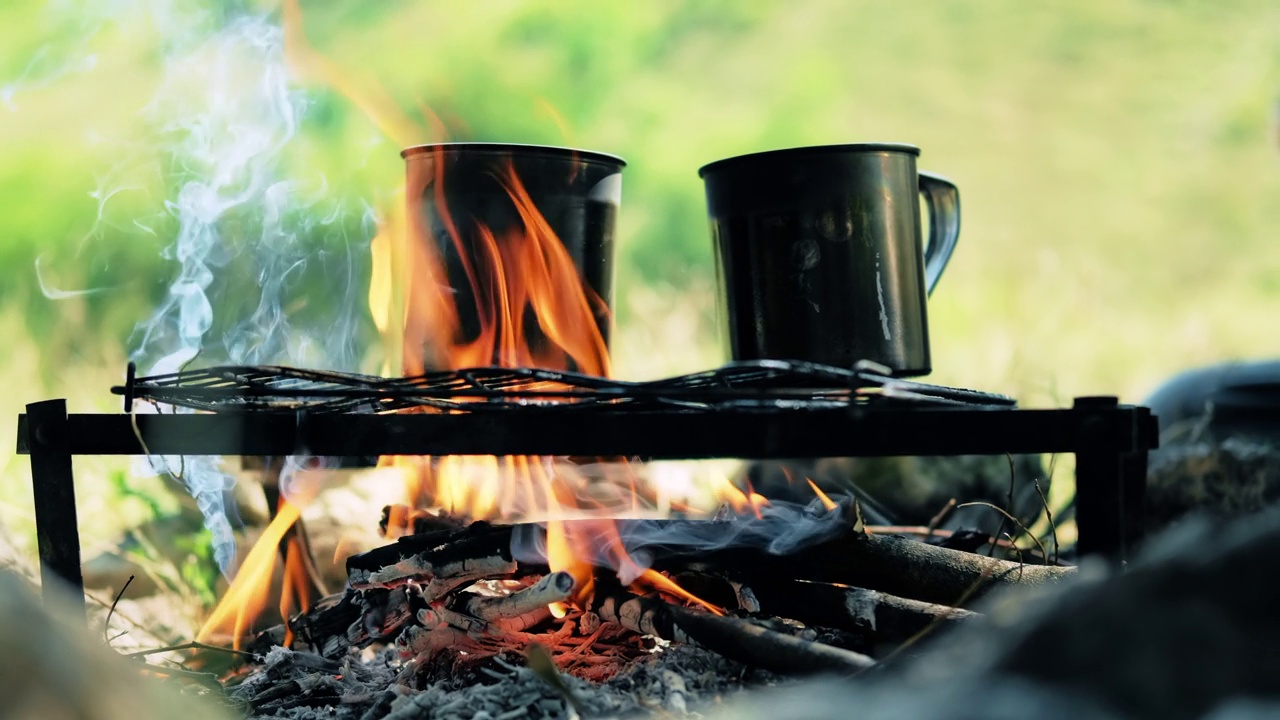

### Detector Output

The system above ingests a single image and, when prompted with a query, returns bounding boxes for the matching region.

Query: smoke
[510,497,851,586]
[109,4,367,576]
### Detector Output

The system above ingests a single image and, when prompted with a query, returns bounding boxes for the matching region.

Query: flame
[190,1,718,646]
[634,569,725,616]
[196,498,305,649]
[373,145,726,615]
[710,474,770,519]
[806,478,839,511]
[278,536,312,647]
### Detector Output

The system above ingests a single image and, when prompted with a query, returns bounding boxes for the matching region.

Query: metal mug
[699,143,959,377]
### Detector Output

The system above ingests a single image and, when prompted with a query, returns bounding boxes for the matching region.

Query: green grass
[2,0,1280,572]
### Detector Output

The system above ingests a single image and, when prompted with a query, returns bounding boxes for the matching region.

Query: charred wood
[591,587,876,676]
[345,523,538,589]
[379,504,468,537]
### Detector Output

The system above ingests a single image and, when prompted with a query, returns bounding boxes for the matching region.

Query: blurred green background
[1,0,1278,571]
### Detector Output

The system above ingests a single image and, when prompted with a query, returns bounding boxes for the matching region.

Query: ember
[222,493,1068,717]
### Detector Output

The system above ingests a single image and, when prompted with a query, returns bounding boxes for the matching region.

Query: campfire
[120,138,1075,718]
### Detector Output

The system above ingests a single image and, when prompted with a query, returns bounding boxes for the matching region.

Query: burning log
[460,571,576,623]
[345,522,534,590]
[379,504,467,537]
[591,588,876,676]
[272,496,1071,697]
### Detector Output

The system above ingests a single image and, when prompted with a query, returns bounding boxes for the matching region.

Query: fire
[807,478,839,511]
[195,1,726,649]
[197,498,303,649]
[372,145,712,615]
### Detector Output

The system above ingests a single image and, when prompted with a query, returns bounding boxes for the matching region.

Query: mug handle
[919,171,961,296]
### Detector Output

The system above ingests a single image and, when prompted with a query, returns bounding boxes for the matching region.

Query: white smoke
[116,5,366,575]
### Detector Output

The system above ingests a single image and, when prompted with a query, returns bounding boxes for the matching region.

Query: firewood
[659,531,1075,607]
[380,504,470,537]
[346,523,527,589]
[745,578,976,647]
[591,587,876,676]
[344,521,514,576]
[460,571,576,622]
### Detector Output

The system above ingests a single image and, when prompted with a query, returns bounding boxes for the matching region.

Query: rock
[1146,440,1280,533]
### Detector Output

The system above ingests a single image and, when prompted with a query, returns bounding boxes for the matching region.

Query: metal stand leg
[26,399,86,620]
[1075,449,1123,560]
[1120,449,1148,559]
[1073,396,1125,562]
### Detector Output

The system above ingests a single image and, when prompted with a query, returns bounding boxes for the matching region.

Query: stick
[460,571,575,622]
[345,521,514,575]
[746,578,975,646]
[347,525,525,589]
[105,575,135,646]
[592,588,875,676]
[660,531,1074,607]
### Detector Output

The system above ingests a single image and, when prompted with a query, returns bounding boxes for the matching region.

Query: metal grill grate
[114,360,1016,414]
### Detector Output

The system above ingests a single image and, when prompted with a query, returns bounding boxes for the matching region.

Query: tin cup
[700,143,959,377]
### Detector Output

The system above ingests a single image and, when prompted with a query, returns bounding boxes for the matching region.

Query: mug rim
[401,142,626,167]
[698,142,920,177]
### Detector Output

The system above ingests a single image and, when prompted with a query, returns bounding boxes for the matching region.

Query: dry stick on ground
[591,587,876,676]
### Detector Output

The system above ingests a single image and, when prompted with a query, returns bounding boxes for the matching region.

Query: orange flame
[197,499,304,649]
[194,1,719,647]
[807,478,839,511]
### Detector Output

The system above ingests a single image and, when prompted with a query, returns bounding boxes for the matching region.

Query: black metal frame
[18,387,1157,610]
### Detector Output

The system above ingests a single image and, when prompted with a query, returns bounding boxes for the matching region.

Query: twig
[925,498,957,541]
[130,403,184,481]
[124,641,259,661]
[989,454,1018,557]
[1002,532,1025,582]
[139,663,225,695]
[1033,478,1059,565]
[84,589,174,648]
[956,501,1047,564]
[104,574,135,646]
[864,525,1044,559]
[593,589,876,676]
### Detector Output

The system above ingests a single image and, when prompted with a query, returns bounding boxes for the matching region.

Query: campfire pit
[16,359,1154,716]
[15,137,1157,718]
